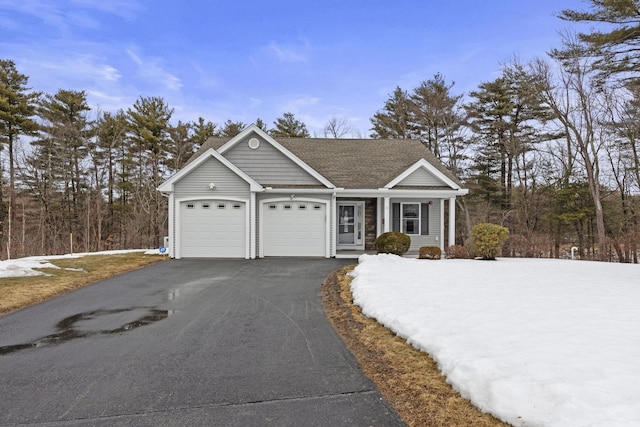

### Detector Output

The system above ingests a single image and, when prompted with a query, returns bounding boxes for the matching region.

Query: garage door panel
[263,202,326,257]
[180,200,246,258]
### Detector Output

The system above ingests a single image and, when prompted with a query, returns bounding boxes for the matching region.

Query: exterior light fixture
[208,183,216,190]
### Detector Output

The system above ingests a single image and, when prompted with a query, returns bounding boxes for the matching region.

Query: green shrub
[418,246,441,260]
[375,232,411,256]
[445,245,470,259]
[471,223,509,260]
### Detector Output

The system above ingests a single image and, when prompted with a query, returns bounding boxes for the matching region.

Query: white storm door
[337,202,364,249]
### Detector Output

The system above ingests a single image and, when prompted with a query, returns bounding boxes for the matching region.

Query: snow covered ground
[0,249,161,278]
[349,254,640,427]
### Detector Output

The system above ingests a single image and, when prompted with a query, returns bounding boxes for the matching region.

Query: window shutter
[392,203,400,232]
[420,203,429,235]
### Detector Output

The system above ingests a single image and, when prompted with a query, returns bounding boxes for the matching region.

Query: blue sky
[1,0,588,136]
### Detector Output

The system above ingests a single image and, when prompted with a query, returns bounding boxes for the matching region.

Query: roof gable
[158,148,262,193]
[221,133,326,187]
[217,125,335,188]
[385,159,461,190]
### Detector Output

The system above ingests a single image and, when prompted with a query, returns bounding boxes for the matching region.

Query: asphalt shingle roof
[191,136,461,189]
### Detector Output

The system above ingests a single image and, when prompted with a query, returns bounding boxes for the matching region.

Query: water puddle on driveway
[0,308,173,356]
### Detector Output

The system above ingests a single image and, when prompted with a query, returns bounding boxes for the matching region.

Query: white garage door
[180,200,246,258]
[263,201,326,257]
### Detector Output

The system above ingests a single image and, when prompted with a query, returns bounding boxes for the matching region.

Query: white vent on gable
[248,137,260,150]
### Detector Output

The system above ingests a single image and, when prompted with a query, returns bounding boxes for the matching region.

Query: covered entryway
[180,200,246,258]
[262,200,327,257]
[336,201,365,250]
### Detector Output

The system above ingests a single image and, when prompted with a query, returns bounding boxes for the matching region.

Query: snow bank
[0,249,159,278]
[349,254,640,426]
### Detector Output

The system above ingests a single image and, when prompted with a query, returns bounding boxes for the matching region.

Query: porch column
[439,199,445,251]
[383,197,390,232]
[448,197,456,248]
[376,198,382,236]
[331,194,337,257]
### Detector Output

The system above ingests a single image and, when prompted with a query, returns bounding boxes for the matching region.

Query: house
[157,124,468,259]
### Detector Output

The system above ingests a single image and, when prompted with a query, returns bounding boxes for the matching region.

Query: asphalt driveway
[0,258,404,426]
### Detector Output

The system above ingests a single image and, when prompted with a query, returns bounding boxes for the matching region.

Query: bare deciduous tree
[323,116,353,138]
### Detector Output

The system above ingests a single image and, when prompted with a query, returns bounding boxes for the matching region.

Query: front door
[337,201,364,250]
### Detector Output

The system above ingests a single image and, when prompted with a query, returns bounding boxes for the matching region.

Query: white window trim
[400,202,421,236]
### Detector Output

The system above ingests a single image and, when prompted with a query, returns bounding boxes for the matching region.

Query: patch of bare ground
[322,265,510,427]
[0,253,167,316]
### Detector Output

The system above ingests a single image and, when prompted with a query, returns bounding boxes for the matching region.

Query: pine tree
[217,120,246,137]
[270,112,310,138]
[126,96,173,248]
[30,89,92,253]
[167,121,194,172]
[370,87,412,139]
[94,110,128,248]
[254,118,269,132]
[0,59,39,255]
[554,0,640,78]
[189,117,216,149]
[466,78,514,210]
[127,97,172,186]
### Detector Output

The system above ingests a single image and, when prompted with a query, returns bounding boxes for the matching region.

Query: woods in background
[1,0,639,262]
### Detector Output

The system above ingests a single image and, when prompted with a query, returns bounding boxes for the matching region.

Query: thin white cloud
[127,48,182,91]
[0,0,67,30]
[248,97,263,109]
[70,0,141,20]
[0,0,140,32]
[24,53,121,87]
[0,13,20,30]
[281,95,319,112]
[190,61,220,90]
[262,41,309,63]
[99,64,121,82]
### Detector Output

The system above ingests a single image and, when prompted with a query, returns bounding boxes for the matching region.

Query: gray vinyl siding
[391,198,441,251]
[173,157,250,198]
[396,167,446,186]
[224,136,323,186]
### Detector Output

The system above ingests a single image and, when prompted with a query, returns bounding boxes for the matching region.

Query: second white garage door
[263,201,326,257]
[180,200,246,258]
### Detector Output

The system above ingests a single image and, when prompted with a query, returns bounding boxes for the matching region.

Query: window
[202,203,210,209]
[298,204,307,210]
[186,203,195,209]
[232,204,241,209]
[402,203,420,235]
[217,203,226,209]
[313,205,321,210]
[392,202,430,236]
[284,204,292,210]
[269,204,277,210]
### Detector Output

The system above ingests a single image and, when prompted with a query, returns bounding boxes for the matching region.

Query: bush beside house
[375,232,411,256]
[445,245,470,259]
[418,246,442,259]
[471,223,510,260]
